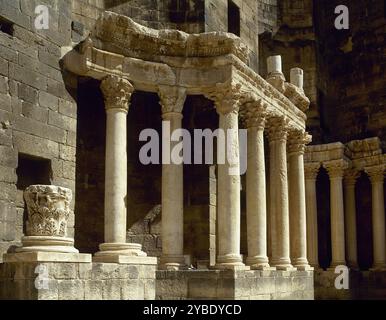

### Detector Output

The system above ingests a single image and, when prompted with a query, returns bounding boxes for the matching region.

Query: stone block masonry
[156,270,314,300]
[0,0,77,259]
[0,255,157,300]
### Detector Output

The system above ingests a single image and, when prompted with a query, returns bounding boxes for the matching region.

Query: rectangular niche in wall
[228,0,240,36]
[16,154,52,191]
[0,16,14,36]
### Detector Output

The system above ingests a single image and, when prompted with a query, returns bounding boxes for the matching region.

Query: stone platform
[0,252,157,300]
[156,269,314,300]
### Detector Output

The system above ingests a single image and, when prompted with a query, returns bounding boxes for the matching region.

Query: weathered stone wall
[315,270,386,300]
[314,0,386,148]
[258,0,320,142]
[205,0,259,70]
[156,270,314,300]
[0,259,156,300]
[0,0,77,261]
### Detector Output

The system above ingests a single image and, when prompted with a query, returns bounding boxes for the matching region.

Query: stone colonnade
[304,159,385,270]
[94,62,312,271]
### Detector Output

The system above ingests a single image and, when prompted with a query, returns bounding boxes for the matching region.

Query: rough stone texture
[156,270,314,300]
[0,261,156,300]
[0,0,77,259]
[315,269,386,300]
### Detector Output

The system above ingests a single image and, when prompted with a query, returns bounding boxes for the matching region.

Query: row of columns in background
[95,74,313,271]
[305,161,386,270]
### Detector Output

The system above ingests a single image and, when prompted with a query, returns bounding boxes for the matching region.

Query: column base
[94,242,147,263]
[328,261,347,270]
[159,255,187,270]
[3,251,91,263]
[292,258,313,271]
[270,257,295,270]
[16,236,79,254]
[246,256,271,270]
[294,265,314,271]
[370,263,386,271]
[214,254,248,270]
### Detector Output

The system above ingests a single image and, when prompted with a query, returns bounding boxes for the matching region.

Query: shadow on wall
[75,78,106,254]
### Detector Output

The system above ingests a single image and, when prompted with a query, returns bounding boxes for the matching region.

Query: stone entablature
[63,11,309,132]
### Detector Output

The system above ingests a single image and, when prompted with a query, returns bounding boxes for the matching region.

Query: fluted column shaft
[304,163,320,268]
[344,170,359,269]
[288,131,312,270]
[243,102,269,269]
[267,117,292,269]
[324,160,348,268]
[366,165,386,270]
[159,86,187,270]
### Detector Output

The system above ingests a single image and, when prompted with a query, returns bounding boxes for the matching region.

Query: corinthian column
[206,84,245,270]
[365,165,386,270]
[344,169,360,269]
[267,116,293,270]
[241,99,269,269]
[158,86,187,270]
[324,159,348,268]
[288,130,312,270]
[95,76,147,262]
[304,162,320,268]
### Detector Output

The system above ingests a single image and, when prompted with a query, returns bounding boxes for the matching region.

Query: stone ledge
[3,252,92,263]
[92,255,157,265]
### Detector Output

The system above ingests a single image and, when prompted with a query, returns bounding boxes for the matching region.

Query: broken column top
[290,68,304,91]
[267,55,283,75]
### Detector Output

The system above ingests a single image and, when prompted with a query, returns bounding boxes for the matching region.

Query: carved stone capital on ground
[18,185,78,253]
[365,164,385,183]
[158,85,187,116]
[204,83,242,115]
[100,75,134,112]
[288,130,312,155]
[266,116,290,142]
[344,169,360,186]
[323,159,349,179]
[304,162,321,180]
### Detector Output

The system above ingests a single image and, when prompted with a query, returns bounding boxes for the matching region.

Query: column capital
[323,159,349,179]
[239,96,267,129]
[288,130,312,155]
[158,85,187,116]
[344,169,360,186]
[100,76,134,112]
[266,116,290,142]
[204,82,242,115]
[304,162,320,180]
[365,164,385,183]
